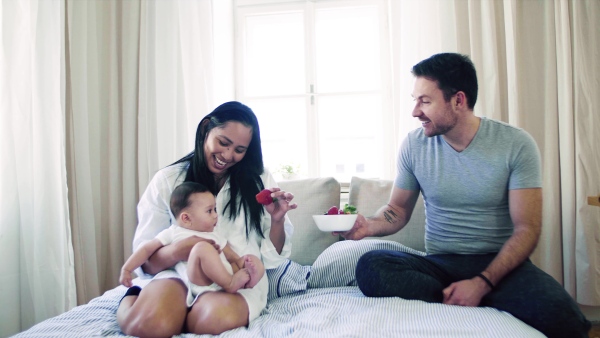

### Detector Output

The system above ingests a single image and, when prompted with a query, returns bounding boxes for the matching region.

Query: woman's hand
[264,187,298,221]
[174,236,221,257]
[263,187,296,253]
[143,236,220,274]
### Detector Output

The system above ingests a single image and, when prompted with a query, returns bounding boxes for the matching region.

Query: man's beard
[424,106,457,137]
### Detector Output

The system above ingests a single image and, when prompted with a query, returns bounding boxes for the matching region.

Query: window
[236,0,392,182]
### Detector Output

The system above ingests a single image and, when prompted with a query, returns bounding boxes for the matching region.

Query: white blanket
[14,240,544,338]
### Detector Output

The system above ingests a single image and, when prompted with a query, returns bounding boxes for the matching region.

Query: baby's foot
[244,256,262,289]
[224,269,250,293]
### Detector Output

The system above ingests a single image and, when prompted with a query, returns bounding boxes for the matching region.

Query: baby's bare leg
[188,242,219,287]
[240,255,265,289]
[228,269,251,293]
[188,242,250,293]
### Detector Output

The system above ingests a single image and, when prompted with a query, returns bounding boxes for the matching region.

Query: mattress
[13,240,543,338]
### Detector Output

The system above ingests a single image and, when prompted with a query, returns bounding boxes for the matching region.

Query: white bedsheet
[13,240,544,338]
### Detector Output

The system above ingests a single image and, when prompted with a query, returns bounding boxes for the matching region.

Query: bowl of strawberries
[312,204,358,232]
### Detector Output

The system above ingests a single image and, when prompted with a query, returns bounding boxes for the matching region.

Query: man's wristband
[476,273,495,290]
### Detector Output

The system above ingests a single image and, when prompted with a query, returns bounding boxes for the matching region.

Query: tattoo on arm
[383,209,399,224]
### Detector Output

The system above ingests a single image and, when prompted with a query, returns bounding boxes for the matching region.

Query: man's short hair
[411,53,478,109]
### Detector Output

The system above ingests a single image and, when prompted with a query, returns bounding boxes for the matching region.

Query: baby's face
[184,191,218,232]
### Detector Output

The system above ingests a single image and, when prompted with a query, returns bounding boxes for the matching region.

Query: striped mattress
[13,240,544,338]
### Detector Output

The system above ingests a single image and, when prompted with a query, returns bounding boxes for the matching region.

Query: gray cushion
[348,176,426,252]
[279,177,341,265]
[267,259,310,301]
[307,239,425,289]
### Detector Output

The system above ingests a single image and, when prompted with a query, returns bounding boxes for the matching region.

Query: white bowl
[312,214,358,232]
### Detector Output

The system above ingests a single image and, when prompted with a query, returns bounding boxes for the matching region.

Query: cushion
[307,239,425,289]
[266,260,311,301]
[348,176,426,252]
[279,177,341,265]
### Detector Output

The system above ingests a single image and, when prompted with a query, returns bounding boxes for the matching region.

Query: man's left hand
[442,277,491,306]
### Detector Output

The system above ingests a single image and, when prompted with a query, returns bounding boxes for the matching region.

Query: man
[342,53,590,338]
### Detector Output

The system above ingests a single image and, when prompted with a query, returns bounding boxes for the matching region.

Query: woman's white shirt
[133,162,294,277]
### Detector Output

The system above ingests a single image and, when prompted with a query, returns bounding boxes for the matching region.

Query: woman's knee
[186,292,249,335]
[119,305,185,338]
[117,280,188,337]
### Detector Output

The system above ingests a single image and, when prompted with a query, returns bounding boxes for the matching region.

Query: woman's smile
[214,155,228,169]
[204,121,252,175]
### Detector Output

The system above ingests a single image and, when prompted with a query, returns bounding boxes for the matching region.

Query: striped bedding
[13,240,544,338]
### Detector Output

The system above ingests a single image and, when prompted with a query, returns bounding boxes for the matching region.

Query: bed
[13,177,544,337]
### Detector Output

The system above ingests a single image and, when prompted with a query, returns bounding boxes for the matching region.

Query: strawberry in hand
[256,189,278,205]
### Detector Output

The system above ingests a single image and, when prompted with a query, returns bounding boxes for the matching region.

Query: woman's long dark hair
[171,101,266,239]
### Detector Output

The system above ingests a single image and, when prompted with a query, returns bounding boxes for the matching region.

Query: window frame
[234,0,394,181]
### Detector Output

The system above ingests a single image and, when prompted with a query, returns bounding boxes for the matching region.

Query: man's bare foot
[244,256,263,289]
[224,269,250,293]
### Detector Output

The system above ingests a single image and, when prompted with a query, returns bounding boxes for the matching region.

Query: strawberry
[324,204,358,215]
[326,206,339,215]
[256,189,277,205]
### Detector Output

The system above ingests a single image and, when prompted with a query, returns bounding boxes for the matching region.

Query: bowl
[312,214,358,232]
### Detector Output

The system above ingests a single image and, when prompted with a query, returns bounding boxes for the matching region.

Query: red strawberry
[326,206,339,215]
[256,189,277,205]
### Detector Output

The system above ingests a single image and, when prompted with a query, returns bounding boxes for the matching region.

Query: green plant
[276,163,300,178]
[279,164,298,174]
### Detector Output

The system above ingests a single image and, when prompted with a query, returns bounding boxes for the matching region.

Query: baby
[120,182,264,301]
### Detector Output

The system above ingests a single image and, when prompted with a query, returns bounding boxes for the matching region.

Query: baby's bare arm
[120,239,164,286]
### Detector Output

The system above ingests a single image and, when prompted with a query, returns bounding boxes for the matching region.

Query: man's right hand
[334,214,370,240]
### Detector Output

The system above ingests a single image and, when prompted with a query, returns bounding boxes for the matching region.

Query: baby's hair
[170,182,212,219]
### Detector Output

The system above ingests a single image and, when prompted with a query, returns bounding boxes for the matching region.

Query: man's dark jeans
[356,250,591,338]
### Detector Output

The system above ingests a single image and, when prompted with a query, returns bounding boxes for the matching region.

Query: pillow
[348,176,426,252]
[307,239,425,289]
[279,177,341,265]
[266,259,311,301]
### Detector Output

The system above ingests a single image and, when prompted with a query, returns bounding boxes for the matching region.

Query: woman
[116,101,296,337]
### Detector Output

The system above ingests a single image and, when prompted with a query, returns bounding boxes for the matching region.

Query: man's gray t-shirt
[394,117,542,255]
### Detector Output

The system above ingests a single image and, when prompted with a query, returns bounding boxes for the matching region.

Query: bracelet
[476,273,495,289]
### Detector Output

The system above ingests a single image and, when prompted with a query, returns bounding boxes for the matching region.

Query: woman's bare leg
[188,242,250,293]
[186,291,249,335]
[116,278,188,338]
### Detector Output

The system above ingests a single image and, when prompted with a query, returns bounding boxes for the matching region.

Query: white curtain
[65,0,142,305]
[1,0,222,334]
[568,0,600,306]
[0,0,76,336]
[389,0,600,306]
[66,0,218,306]
[137,0,217,183]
